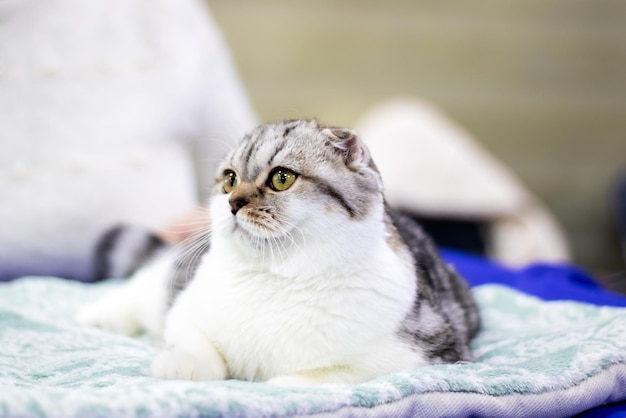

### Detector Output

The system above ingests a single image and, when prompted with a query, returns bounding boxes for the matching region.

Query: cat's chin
[230,220,292,255]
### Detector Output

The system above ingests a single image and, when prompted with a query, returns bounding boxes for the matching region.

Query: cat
[77,119,480,386]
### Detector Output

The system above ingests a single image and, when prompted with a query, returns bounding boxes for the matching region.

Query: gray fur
[223,120,480,362]
[100,119,480,363]
[93,225,167,280]
[389,209,480,362]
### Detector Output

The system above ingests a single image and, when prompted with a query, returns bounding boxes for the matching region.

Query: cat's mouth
[231,211,294,249]
[232,211,278,238]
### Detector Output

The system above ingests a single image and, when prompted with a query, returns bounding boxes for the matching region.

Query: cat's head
[208,120,384,253]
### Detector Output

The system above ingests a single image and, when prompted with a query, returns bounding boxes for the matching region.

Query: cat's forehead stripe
[237,125,298,180]
[266,138,288,168]
[246,134,283,180]
[281,120,301,138]
[232,131,266,180]
[239,136,259,173]
[283,125,294,138]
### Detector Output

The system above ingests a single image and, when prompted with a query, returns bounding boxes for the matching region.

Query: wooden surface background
[209,0,626,273]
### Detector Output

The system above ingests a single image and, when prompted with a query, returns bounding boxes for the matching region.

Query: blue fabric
[442,249,626,418]
[441,248,626,307]
[577,401,626,418]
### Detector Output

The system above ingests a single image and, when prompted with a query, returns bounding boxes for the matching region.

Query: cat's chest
[169,241,417,380]
[176,263,354,378]
[186,259,359,340]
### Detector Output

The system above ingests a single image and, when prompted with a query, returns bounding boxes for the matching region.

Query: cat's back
[389,209,480,362]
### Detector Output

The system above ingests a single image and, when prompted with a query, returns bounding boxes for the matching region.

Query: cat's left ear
[323,128,371,169]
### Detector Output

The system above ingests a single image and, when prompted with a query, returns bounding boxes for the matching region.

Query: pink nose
[229,198,249,215]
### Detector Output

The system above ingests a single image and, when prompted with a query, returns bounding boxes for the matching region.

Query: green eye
[223,170,238,193]
[269,168,298,192]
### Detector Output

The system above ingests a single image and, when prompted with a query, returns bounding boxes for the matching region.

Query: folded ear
[322,128,371,169]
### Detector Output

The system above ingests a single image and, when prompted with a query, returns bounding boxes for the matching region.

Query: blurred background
[210,0,626,273]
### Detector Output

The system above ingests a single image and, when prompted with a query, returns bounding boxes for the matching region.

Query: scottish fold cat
[77,120,480,385]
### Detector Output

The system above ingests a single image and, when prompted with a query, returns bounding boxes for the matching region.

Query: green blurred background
[209,0,626,273]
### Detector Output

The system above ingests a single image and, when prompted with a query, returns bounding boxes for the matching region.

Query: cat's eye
[222,170,239,193]
[269,168,298,192]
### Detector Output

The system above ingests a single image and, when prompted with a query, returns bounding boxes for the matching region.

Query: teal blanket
[1,278,625,417]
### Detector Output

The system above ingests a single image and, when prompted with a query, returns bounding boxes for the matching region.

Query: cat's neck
[213,204,394,281]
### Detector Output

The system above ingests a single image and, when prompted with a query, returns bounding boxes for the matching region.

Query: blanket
[1,275,625,418]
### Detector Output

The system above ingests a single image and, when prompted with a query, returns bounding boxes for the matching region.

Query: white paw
[75,296,139,336]
[150,348,226,381]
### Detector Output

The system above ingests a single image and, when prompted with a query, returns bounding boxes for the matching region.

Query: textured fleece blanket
[1,277,626,418]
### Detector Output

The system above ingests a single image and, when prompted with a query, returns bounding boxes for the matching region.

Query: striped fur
[78,120,480,385]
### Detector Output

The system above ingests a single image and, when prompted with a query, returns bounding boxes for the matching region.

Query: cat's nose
[229,197,249,215]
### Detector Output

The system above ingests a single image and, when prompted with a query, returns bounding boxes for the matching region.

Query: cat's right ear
[322,128,371,169]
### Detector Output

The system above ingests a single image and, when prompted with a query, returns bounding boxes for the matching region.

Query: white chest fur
[164,232,424,383]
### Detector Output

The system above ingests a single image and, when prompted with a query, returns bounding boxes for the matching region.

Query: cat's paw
[150,348,226,381]
[75,295,139,336]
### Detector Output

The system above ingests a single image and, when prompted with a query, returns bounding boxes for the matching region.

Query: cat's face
[208,120,383,254]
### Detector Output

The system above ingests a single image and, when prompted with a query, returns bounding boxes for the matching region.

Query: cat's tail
[93,225,169,280]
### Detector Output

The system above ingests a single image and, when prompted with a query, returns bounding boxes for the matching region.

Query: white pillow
[0,0,257,280]
[357,98,570,266]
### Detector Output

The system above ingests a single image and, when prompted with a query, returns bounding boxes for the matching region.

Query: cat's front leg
[75,287,142,335]
[151,319,227,381]
[75,255,171,336]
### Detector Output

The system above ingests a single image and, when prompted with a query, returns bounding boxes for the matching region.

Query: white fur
[78,181,427,385]
[159,193,424,384]
[76,253,173,336]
